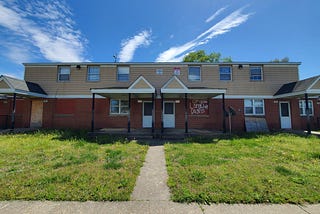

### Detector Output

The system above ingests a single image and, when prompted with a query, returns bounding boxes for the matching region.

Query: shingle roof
[274,75,320,96]
[0,75,47,96]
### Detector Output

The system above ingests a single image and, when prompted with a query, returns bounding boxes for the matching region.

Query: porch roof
[91,76,155,98]
[274,75,320,98]
[161,76,226,98]
[0,75,47,98]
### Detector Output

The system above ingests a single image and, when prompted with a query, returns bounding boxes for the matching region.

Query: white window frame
[219,66,232,81]
[188,66,201,81]
[244,99,265,115]
[58,66,70,81]
[110,99,129,115]
[250,66,263,81]
[117,66,129,82]
[87,66,100,81]
[299,100,314,116]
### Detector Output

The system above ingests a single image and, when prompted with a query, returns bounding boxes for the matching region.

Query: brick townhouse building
[0,62,319,134]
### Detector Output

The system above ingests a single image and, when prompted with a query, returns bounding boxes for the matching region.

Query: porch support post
[11,93,16,129]
[222,93,226,133]
[161,93,164,134]
[91,93,95,132]
[128,93,131,133]
[184,93,188,133]
[305,93,311,134]
[152,93,155,134]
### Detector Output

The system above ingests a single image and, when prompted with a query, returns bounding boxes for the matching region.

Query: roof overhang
[274,89,320,99]
[0,89,47,98]
[274,75,320,99]
[0,75,47,98]
[0,88,48,99]
[161,88,226,99]
[160,76,226,98]
[91,88,155,99]
[91,76,156,99]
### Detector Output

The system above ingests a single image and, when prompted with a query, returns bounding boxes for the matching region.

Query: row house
[0,62,319,134]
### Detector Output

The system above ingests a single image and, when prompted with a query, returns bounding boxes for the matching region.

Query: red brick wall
[30,97,320,131]
[223,99,245,132]
[290,99,320,130]
[264,99,280,130]
[0,98,31,128]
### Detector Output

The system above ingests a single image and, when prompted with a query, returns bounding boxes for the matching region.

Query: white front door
[143,102,153,128]
[279,101,292,129]
[163,101,175,128]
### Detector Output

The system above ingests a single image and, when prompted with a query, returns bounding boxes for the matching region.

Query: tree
[183,50,232,63]
[271,57,289,63]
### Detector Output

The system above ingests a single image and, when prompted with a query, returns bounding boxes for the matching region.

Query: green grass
[165,133,320,204]
[0,130,148,201]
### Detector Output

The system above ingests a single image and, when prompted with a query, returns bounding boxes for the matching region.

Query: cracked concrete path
[131,145,170,201]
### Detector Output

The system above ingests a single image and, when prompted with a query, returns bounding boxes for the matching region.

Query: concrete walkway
[131,145,170,201]
[1,201,319,214]
[1,145,319,213]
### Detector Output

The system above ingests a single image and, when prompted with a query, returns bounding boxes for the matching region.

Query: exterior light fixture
[76,65,81,70]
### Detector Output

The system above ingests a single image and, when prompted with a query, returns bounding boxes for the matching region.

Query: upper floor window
[188,66,201,81]
[110,99,129,114]
[299,100,313,116]
[219,66,232,81]
[87,66,100,81]
[250,66,263,81]
[117,66,129,81]
[58,66,70,81]
[244,99,264,115]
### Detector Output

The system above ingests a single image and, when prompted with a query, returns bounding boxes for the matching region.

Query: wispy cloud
[205,6,228,23]
[118,30,152,62]
[0,0,87,63]
[156,6,253,62]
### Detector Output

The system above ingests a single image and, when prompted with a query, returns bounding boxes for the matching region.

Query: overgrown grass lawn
[0,130,148,201]
[165,133,320,204]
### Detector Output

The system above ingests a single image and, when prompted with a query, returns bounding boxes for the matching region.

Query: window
[250,66,263,81]
[156,69,163,75]
[244,99,264,115]
[58,66,70,81]
[87,66,100,81]
[188,66,201,81]
[110,99,129,114]
[299,100,313,116]
[219,66,232,81]
[117,66,129,81]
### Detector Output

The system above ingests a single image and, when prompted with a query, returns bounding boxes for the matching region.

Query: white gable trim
[0,76,14,90]
[161,76,188,91]
[307,76,320,90]
[128,76,155,91]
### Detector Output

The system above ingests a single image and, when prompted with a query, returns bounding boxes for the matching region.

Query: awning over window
[0,75,47,98]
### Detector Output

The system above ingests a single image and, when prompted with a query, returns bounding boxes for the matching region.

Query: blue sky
[0,0,319,79]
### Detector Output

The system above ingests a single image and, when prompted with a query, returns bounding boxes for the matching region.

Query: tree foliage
[271,57,289,63]
[183,50,232,63]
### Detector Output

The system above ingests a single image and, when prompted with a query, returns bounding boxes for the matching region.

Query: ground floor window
[244,99,264,115]
[299,100,313,116]
[110,99,129,114]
